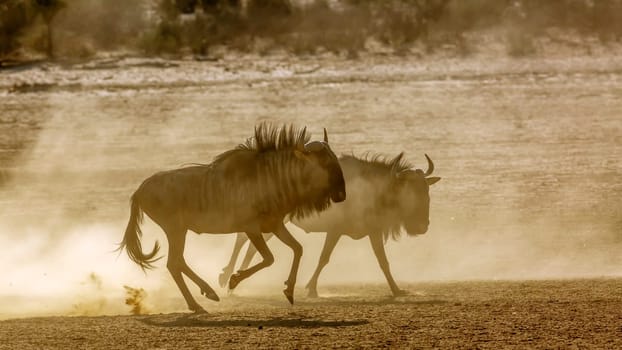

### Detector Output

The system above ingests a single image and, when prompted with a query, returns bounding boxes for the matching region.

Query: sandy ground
[2,280,622,349]
[1,51,622,348]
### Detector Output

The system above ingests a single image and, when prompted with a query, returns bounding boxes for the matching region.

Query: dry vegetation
[2,0,622,61]
[123,286,149,315]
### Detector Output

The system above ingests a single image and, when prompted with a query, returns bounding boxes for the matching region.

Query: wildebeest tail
[117,192,161,270]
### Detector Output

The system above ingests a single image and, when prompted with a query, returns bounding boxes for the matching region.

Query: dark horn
[424,154,434,177]
[323,128,328,143]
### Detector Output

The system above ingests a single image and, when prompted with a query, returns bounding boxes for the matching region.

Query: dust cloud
[1,55,622,320]
[0,94,180,319]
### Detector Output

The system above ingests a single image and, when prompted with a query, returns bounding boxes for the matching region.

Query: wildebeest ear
[426,177,441,185]
[390,152,405,175]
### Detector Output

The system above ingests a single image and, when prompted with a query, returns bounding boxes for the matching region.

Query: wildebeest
[219,152,440,297]
[118,124,346,312]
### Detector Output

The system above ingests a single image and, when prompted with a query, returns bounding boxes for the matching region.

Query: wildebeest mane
[237,123,311,153]
[340,152,413,242]
[210,124,311,164]
[198,123,331,222]
[345,152,412,176]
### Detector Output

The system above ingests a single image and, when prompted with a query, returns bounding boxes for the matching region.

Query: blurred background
[1,0,621,319]
[2,0,622,60]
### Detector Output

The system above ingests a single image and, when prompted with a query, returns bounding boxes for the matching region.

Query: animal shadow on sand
[140,313,368,329]
[228,293,449,307]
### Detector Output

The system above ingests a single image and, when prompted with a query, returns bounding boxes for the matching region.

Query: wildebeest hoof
[201,287,220,302]
[190,304,207,314]
[306,289,318,298]
[392,289,409,297]
[229,273,242,290]
[283,288,294,305]
[218,271,230,288]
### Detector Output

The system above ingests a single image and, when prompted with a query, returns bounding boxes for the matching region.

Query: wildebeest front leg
[369,233,408,297]
[228,231,274,290]
[306,231,341,298]
[219,233,249,288]
[165,229,207,313]
[273,224,302,304]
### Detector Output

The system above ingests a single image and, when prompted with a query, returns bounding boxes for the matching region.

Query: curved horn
[323,128,328,143]
[423,154,434,177]
[304,141,325,152]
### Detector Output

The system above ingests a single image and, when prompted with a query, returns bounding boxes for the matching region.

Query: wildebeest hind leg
[306,231,341,298]
[219,233,249,288]
[229,232,274,290]
[165,229,206,313]
[273,224,302,305]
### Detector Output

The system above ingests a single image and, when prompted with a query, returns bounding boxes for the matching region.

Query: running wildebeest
[219,152,440,297]
[118,124,346,313]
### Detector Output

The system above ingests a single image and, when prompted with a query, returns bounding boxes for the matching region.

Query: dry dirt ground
[2,280,622,349]
[1,52,622,348]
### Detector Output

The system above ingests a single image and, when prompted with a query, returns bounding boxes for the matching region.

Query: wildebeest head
[391,154,441,235]
[295,129,346,203]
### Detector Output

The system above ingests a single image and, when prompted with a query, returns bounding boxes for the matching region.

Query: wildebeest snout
[332,190,346,203]
[406,220,429,235]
